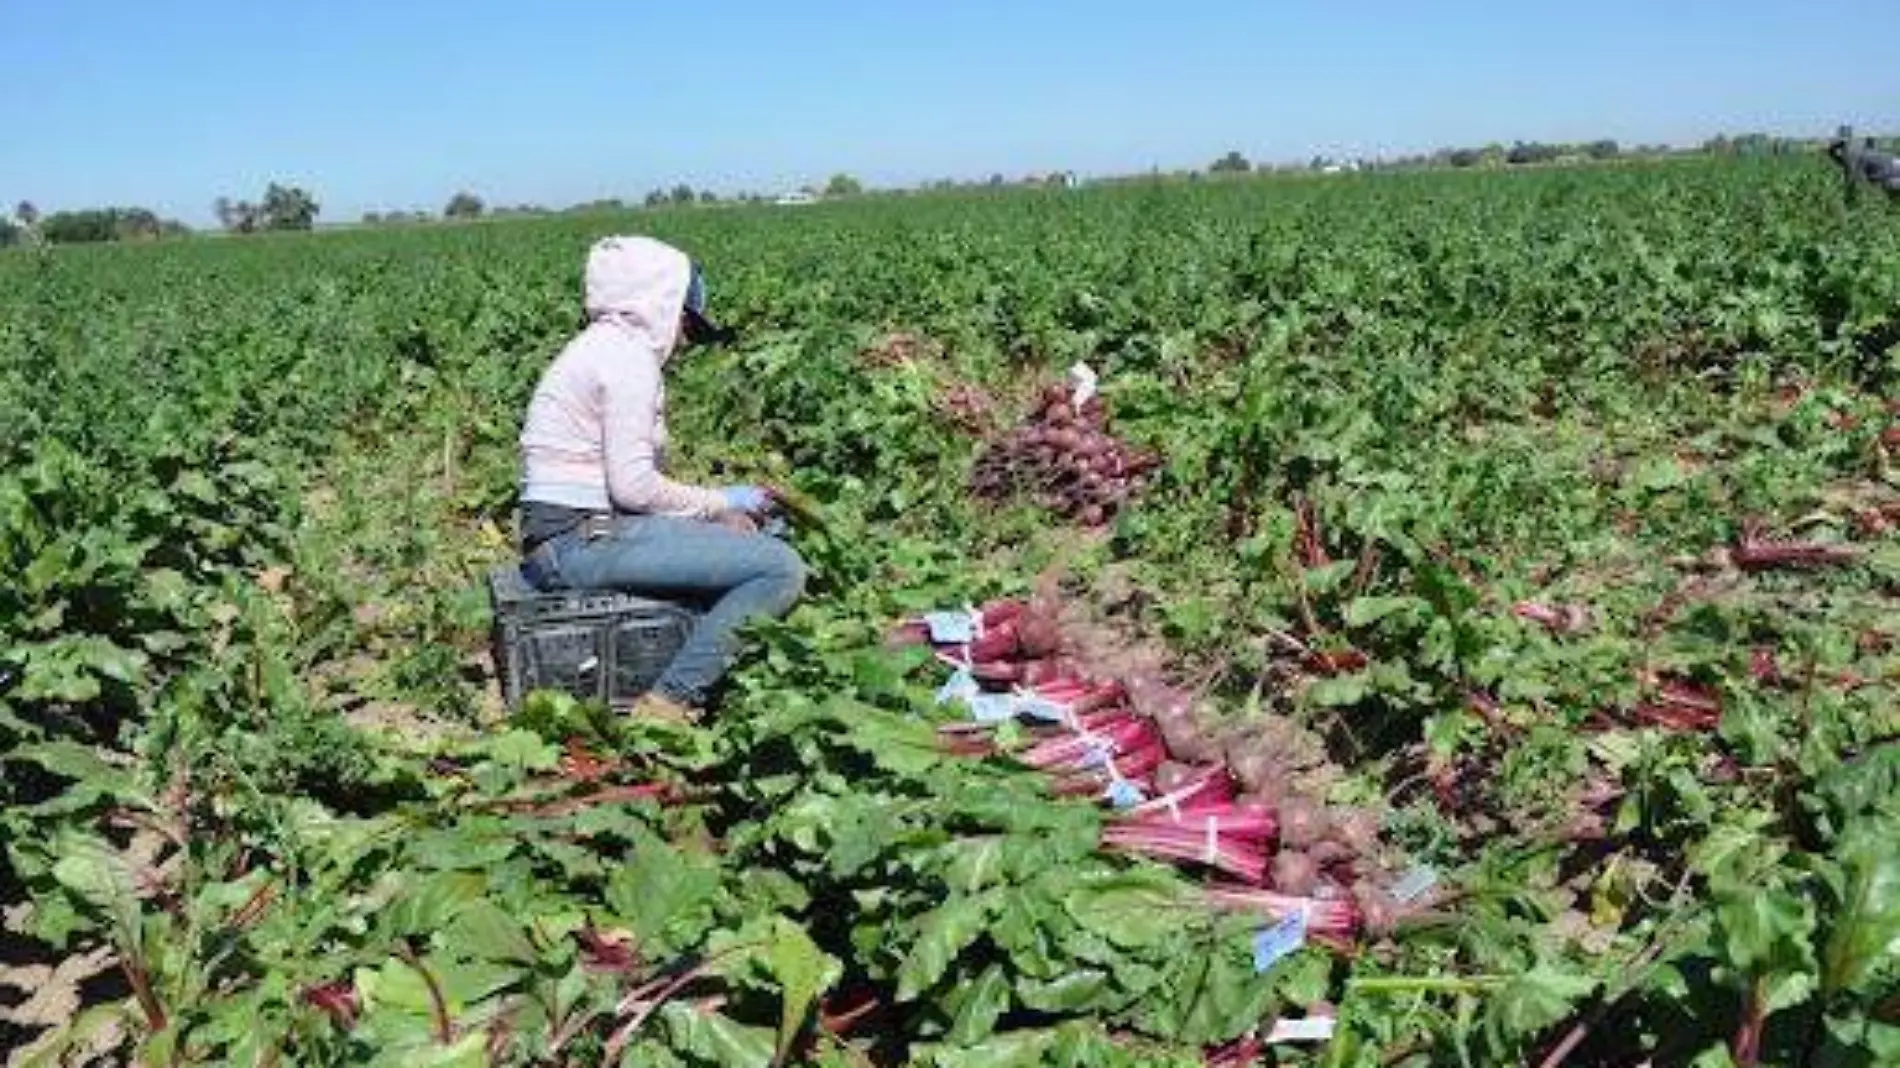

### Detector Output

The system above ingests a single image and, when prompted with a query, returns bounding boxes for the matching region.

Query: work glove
[719,485,772,516]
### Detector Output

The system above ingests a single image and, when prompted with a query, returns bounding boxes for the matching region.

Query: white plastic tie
[1203,814,1220,864]
[1099,743,1129,788]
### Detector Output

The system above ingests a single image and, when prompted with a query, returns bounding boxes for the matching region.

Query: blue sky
[3,0,1896,224]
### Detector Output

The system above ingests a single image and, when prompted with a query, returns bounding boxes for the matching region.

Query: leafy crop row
[2,158,1897,1066]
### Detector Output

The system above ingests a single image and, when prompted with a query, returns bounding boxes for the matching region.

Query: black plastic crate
[489,565,698,710]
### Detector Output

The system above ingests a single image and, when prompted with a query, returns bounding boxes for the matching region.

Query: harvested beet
[1157,714,1218,764]
[1326,807,1381,855]
[1356,889,1398,938]
[1272,851,1319,895]
[970,660,1022,684]
[1154,761,1200,794]
[969,376,1160,525]
[1308,839,1354,867]
[1017,616,1062,658]
[1227,746,1277,795]
[1019,659,1063,687]
[1278,796,1323,849]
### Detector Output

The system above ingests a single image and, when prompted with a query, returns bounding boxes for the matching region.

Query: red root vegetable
[1731,522,1860,571]
[980,600,1026,626]
[970,377,1160,524]
[1308,839,1355,867]
[1512,601,1593,635]
[1325,807,1381,855]
[936,733,998,758]
[1019,659,1064,687]
[1154,760,1200,795]
[1304,648,1369,675]
[1017,616,1063,658]
[1271,851,1319,895]
[887,621,932,646]
[1226,745,1278,795]
[1205,1034,1265,1068]
[964,622,1021,662]
[969,660,1023,685]
[303,981,362,1030]
[1750,647,1784,686]
[1278,797,1323,849]
[1630,675,1723,730]
[1355,892,1398,939]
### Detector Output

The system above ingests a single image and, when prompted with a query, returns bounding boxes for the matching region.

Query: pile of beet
[897,586,1432,943]
[970,382,1161,526]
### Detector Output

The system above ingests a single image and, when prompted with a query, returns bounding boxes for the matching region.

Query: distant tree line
[11,131,1888,248]
[1196,131,1863,178]
[214,183,320,233]
[1,200,191,245]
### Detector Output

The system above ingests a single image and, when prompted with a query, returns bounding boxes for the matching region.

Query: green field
[3,158,1898,1066]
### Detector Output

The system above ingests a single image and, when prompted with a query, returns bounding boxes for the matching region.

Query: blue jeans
[526,516,805,707]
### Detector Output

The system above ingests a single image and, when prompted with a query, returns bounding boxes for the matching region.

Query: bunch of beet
[900,591,1432,941]
[970,382,1161,526]
[890,595,1079,689]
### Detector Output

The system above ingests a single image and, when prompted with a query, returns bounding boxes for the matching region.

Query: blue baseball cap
[682,261,735,346]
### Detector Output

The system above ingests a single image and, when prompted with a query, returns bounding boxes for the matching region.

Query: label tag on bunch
[1069,362,1100,408]
[923,611,977,646]
[1015,695,1070,724]
[1391,865,1439,904]
[1105,779,1146,809]
[968,693,1018,723]
[935,667,979,707]
[1266,1016,1336,1044]
[1252,909,1308,973]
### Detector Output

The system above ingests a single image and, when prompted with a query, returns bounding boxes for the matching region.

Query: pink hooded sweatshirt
[518,236,729,520]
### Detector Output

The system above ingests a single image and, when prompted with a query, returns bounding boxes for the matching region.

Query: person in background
[516,235,805,722]
[1827,136,1900,202]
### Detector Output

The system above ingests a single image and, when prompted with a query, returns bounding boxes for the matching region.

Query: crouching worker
[516,235,805,721]
[1827,137,1900,202]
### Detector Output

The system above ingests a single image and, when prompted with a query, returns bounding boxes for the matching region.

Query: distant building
[774,191,817,207]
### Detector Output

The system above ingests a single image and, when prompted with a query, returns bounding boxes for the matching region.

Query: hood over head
[583,235,695,356]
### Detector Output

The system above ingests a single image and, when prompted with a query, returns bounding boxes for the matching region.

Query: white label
[935,668,979,707]
[1252,910,1307,972]
[1069,362,1099,408]
[968,694,1018,723]
[1015,696,1070,723]
[923,611,976,645]
[1266,1016,1336,1043]
[1392,865,1439,904]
